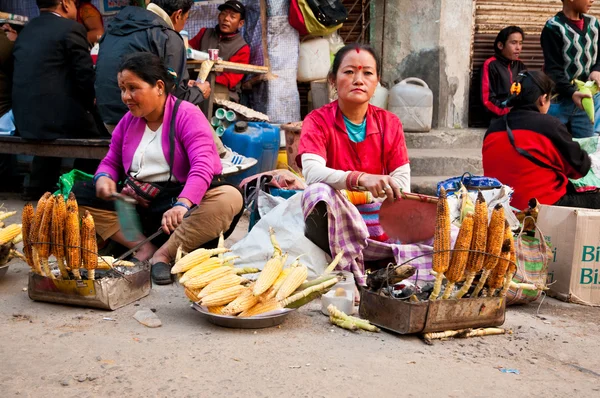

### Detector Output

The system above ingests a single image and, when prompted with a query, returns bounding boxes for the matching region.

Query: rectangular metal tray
[359,286,506,334]
[28,268,151,311]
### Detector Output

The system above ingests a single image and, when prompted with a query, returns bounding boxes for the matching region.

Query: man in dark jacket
[95,0,209,131]
[12,0,104,198]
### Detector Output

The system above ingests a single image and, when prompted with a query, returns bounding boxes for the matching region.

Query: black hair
[118,52,176,93]
[150,0,194,16]
[494,26,525,54]
[506,71,554,109]
[328,43,380,81]
[36,0,60,8]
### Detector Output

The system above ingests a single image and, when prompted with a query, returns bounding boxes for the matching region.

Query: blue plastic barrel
[221,121,281,186]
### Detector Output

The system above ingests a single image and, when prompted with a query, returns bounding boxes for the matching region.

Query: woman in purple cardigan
[81,53,243,284]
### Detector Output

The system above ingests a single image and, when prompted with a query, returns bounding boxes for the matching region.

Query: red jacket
[483,106,590,209]
[189,27,250,89]
[298,101,409,175]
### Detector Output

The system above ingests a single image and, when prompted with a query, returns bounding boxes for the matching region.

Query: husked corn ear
[21,203,36,271]
[81,211,98,280]
[253,253,288,296]
[0,210,17,221]
[200,284,246,307]
[197,273,245,300]
[51,195,69,279]
[184,287,201,302]
[171,247,230,274]
[182,266,234,290]
[0,224,22,245]
[12,233,22,244]
[221,287,259,315]
[276,265,309,301]
[234,267,261,275]
[430,188,450,300]
[37,194,55,278]
[179,257,224,284]
[441,214,474,299]
[207,305,225,314]
[483,205,506,271]
[239,298,282,317]
[266,268,293,299]
[65,206,82,279]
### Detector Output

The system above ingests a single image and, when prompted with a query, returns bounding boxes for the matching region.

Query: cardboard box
[536,205,600,306]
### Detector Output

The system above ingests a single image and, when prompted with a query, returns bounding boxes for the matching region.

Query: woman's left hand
[358,173,402,200]
[161,205,188,234]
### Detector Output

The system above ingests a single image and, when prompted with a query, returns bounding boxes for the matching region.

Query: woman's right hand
[96,176,117,200]
[358,173,402,200]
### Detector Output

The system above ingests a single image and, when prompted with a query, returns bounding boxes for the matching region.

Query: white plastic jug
[388,78,433,132]
[370,83,389,109]
[297,38,331,82]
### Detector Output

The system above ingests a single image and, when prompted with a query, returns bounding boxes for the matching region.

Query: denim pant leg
[548,98,572,126]
[593,93,600,134]
[549,97,596,138]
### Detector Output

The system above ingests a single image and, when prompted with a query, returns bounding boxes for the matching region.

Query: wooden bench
[0,136,110,159]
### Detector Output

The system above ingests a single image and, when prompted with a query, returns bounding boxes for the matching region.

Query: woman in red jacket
[483,71,600,209]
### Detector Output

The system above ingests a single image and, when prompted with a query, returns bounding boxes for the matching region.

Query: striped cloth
[302,183,458,285]
[356,202,389,242]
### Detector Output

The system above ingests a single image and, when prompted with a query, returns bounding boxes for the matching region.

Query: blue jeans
[549,93,600,138]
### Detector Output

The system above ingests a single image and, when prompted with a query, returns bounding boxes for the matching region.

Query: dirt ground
[1,194,599,398]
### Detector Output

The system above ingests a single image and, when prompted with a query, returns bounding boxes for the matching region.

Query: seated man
[189,0,250,102]
[12,0,105,199]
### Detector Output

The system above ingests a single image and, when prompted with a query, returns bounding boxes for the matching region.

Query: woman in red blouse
[298,44,410,199]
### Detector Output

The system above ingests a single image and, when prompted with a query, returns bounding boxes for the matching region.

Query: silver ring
[384,185,391,189]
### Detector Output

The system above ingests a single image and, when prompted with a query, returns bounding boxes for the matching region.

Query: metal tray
[28,266,151,310]
[192,303,295,329]
[359,286,506,334]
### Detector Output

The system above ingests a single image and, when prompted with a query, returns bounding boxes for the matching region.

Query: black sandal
[151,262,173,285]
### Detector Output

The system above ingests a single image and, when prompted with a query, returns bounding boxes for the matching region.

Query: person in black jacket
[481,26,527,118]
[12,0,106,199]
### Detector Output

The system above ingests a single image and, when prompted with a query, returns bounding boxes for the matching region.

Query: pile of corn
[430,189,517,300]
[0,208,25,266]
[174,228,342,317]
[22,192,112,281]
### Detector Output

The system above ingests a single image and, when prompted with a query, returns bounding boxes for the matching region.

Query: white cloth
[301,154,412,192]
[129,124,173,182]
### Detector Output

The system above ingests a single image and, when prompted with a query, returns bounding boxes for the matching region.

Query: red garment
[297,101,410,175]
[569,17,585,31]
[77,3,104,27]
[189,28,251,89]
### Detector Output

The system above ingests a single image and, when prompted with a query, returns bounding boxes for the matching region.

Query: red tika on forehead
[355,47,360,53]
[358,65,362,70]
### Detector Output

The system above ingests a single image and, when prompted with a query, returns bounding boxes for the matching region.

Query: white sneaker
[220,146,258,175]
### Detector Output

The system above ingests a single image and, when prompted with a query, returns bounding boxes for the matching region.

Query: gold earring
[159,90,163,95]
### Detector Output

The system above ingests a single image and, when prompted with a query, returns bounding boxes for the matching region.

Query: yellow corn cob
[66,192,78,214]
[51,195,69,279]
[65,206,82,279]
[500,249,518,297]
[253,253,288,296]
[0,224,22,245]
[36,194,55,279]
[221,287,260,315]
[217,231,225,261]
[430,188,451,300]
[0,210,17,221]
[96,257,136,270]
[441,214,474,299]
[200,284,246,307]
[269,227,282,257]
[197,273,245,300]
[182,265,234,290]
[207,305,225,315]
[29,193,50,276]
[487,240,512,295]
[472,208,506,297]
[233,267,261,275]
[171,247,230,274]
[239,298,282,317]
[276,265,309,301]
[21,203,36,274]
[266,268,293,299]
[455,192,488,298]
[12,233,22,244]
[184,287,201,302]
[179,256,239,284]
[81,210,98,281]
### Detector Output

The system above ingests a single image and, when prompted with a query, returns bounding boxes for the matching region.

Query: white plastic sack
[230,192,330,278]
[447,186,520,230]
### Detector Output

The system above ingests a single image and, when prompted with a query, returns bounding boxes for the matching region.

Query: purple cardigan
[96,95,222,204]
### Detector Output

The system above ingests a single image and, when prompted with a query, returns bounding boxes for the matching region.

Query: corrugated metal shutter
[469,0,562,127]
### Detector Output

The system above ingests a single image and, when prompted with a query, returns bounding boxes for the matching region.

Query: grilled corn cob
[472,210,506,297]
[37,194,55,279]
[222,287,259,315]
[200,284,246,307]
[51,195,69,279]
[30,192,51,276]
[239,298,282,317]
[430,188,451,300]
[441,214,474,299]
[487,238,512,296]
[171,247,230,274]
[66,192,78,214]
[197,273,245,300]
[0,224,22,245]
[455,192,488,298]
[500,233,517,297]
[81,210,98,280]
[65,206,82,279]
[253,253,288,296]
[276,265,309,301]
[182,265,234,290]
